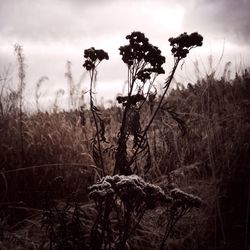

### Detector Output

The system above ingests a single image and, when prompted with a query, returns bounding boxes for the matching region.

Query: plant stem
[89,69,105,175]
[128,59,180,169]
[113,66,136,175]
[15,44,25,168]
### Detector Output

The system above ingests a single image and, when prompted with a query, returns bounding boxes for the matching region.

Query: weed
[83,31,203,249]
[1,31,249,250]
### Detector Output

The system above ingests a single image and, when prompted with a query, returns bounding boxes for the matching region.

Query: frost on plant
[158,187,203,250]
[82,31,204,249]
[89,175,171,209]
[88,175,173,249]
[170,188,202,208]
[88,175,203,249]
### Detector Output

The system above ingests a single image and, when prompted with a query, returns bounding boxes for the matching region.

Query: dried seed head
[119,31,165,76]
[169,32,203,59]
[83,47,109,70]
[88,175,172,209]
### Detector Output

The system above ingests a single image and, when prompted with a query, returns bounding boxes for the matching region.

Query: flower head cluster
[119,31,165,79]
[83,47,109,70]
[169,32,203,59]
[116,94,146,106]
[88,175,171,209]
[170,188,202,208]
[88,177,115,200]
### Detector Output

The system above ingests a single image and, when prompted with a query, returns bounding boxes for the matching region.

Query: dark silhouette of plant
[87,175,202,250]
[114,31,166,175]
[115,31,203,176]
[83,31,203,250]
[158,188,202,250]
[169,32,203,59]
[88,175,171,249]
[83,32,203,177]
[83,47,109,175]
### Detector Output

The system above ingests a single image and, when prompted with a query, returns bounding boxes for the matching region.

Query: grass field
[0,35,250,249]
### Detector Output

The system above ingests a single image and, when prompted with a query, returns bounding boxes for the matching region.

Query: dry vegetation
[0,33,250,250]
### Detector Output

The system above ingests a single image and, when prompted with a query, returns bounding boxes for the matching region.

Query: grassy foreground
[0,67,250,249]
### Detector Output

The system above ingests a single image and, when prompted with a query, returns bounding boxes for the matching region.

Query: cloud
[1,0,250,106]
[1,0,250,45]
[0,0,184,43]
[182,0,250,44]
[0,0,91,41]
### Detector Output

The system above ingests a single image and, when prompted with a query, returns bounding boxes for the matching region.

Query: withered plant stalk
[14,44,26,168]
[83,31,203,250]
[89,67,105,175]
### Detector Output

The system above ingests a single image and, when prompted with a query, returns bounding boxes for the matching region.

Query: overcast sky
[0,0,250,109]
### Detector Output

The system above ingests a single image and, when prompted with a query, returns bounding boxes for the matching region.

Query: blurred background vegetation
[0,45,250,249]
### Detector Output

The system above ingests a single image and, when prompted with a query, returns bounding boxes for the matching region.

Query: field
[0,33,250,250]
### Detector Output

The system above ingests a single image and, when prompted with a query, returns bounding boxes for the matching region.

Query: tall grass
[0,43,250,248]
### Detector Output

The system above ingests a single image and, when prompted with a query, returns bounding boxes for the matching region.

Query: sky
[0,0,250,110]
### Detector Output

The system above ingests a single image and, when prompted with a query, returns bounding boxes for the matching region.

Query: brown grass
[0,65,250,249]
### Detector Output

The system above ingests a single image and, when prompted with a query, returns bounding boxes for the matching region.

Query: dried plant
[1,48,250,250]
[88,175,171,249]
[87,175,202,250]
[14,44,26,168]
[35,76,48,111]
[116,32,202,176]
[83,31,203,249]
[83,47,109,175]
[158,188,202,250]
